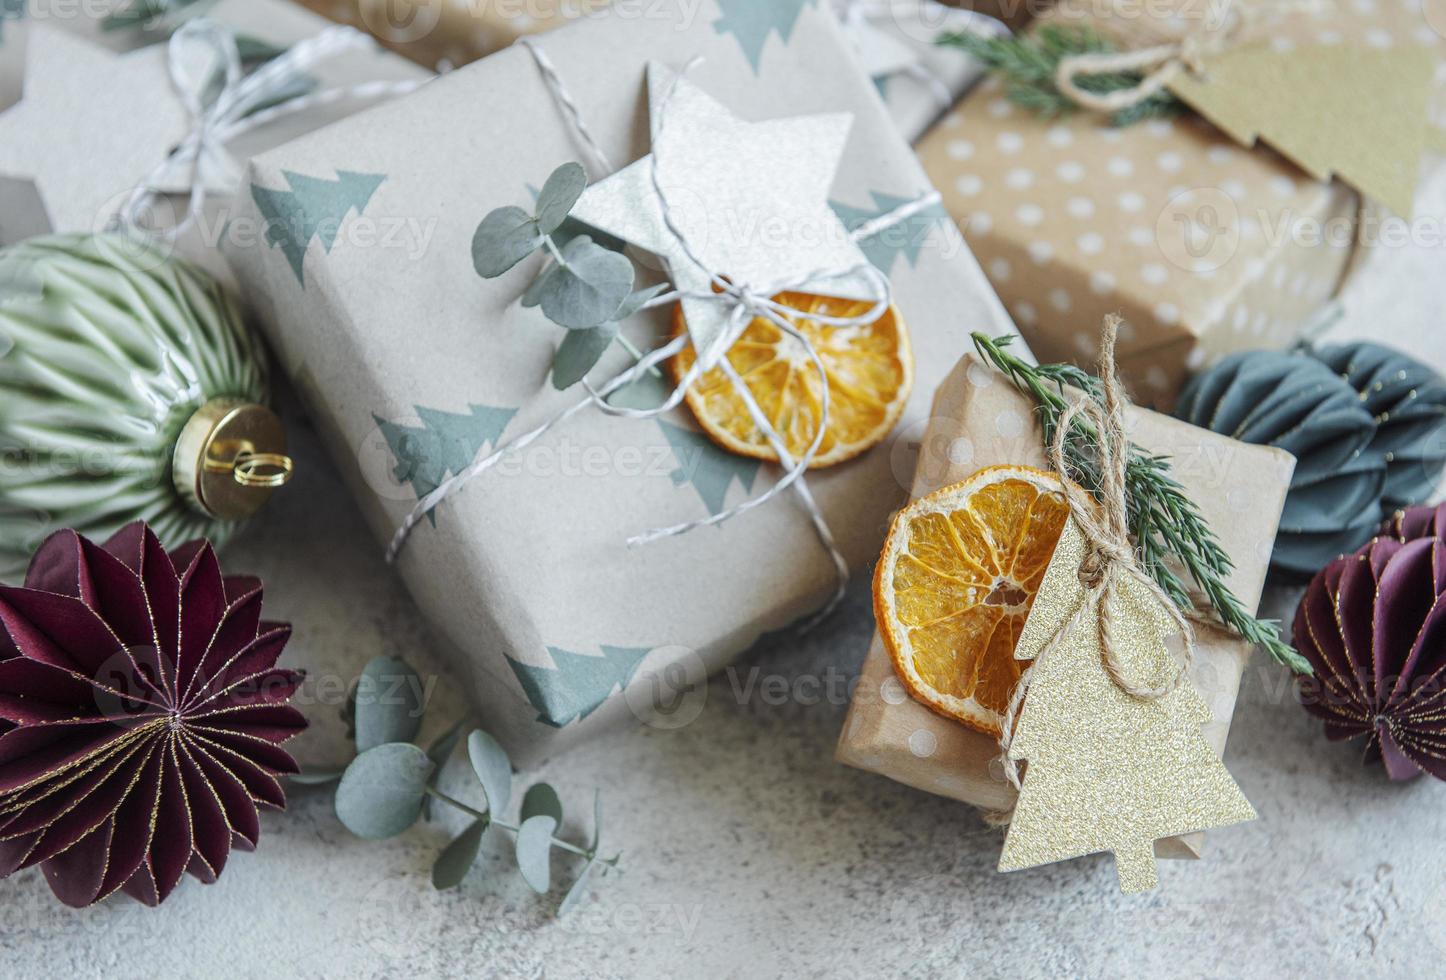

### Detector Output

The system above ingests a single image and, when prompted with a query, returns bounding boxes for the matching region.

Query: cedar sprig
[939,25,1183,127]
[972,333,1311,675]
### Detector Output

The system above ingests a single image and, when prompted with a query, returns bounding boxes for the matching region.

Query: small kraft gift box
[917,0,1443,405]
[836,353,1295,858]
[223,0,1023,765]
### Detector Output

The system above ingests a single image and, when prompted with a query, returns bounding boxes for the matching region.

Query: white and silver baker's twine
[116,19,426,241]
[386,40,941,622]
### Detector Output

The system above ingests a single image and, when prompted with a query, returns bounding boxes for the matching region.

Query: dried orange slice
[874,465,1071,735]
[669,292,913,468]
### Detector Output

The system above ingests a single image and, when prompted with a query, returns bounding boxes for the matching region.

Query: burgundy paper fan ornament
[1294,518,1446,781]
[1389,501,1446,544]
[0,522,306,907]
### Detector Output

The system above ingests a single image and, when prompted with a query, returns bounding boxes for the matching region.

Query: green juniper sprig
[295,655,620,916]
[972,333,1311,675]
[939,26,1183,128]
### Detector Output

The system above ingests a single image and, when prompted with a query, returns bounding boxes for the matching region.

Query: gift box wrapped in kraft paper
[0,0,430,285]
[294,0,1017,143]
[836,354,1294,857]
[223,1,1021,764]
[913,0,1445,404]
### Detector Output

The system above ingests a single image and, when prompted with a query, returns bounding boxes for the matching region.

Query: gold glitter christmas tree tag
[997,518,1257,893]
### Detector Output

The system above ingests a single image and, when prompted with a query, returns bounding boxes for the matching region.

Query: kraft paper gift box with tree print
[222,0,1024,765]
[915,0,1446,405]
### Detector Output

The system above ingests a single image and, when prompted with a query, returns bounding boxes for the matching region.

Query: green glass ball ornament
[1311,341,1446,511]
[0,234,292,575]
[1175,350,1384,578]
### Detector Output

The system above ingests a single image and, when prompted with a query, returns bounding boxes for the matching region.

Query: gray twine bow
[116,19,423,241]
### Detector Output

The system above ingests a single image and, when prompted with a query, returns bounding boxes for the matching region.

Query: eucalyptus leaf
[341,679,358,740]
[521,783,565,824]
[353,656,424,753]
[539,236,633,330]
[550,216,624,254]
[614,283,668,321]
[472,205,543,278]
[590,788,604,851]
[552,321,619,390]
[557,861,596,917]
[426,719,466,771]
[467,729,513,816]
[334,743,435,840]
[521,262,558,309]
[421,719,466,820]
[535,162,588,236]
[288,768,347,786]
[432,817,489,890]
[515,815,558,894]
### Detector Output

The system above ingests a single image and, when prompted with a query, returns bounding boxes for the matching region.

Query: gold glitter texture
[998,519,1257,892]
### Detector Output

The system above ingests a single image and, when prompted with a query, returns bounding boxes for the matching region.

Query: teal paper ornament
[1311,342,1446,511]
[1175,350,1384,578]
[0,234,290,574]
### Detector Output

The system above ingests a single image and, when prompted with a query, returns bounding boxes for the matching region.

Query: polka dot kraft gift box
[836,354,1295,856]
[917,1,1445,406]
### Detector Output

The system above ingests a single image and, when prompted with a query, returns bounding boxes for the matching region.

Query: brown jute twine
[983,316,1198,826]
[1053,0,1324,116]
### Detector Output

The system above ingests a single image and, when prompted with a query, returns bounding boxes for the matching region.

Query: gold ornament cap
[173,398,293,521]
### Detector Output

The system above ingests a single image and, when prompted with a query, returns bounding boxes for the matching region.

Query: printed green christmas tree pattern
[0,0,24,45]
[507,645,653,728]
[250,169,385,283]
[830,191,947,274]
[713,0,817,72]
[602,373,766,517]
[998,521,1256,892]
[657,419,761,517]
[373,403,516,523]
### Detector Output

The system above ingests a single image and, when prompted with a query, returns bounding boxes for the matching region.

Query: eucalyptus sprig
[971,333,1311,675]
[939,26,1182,128]
[473,161,663,390]
[295,656,619,915]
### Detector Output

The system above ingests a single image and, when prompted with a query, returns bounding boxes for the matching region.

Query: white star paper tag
[570,63,877,369]
[0,27,191,234]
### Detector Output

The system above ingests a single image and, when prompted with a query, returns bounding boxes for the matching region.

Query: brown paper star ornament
[0,27,190,234]
[998,518,1257,893]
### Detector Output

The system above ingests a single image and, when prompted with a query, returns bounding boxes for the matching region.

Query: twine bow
[994,316,1197,796]
[116,19,424,241]
[1052,0,1316,116]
